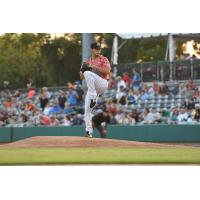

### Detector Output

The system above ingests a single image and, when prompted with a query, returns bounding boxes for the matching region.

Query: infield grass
[1,146,200,165]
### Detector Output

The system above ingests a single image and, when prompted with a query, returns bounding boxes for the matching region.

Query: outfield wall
[0,125,200,143]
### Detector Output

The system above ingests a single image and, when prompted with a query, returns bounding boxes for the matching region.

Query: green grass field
[1,146,200,165]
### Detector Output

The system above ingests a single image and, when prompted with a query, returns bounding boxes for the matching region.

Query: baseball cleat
[90,95,99,109]
[90,99,96,108]
[85,131,93,138]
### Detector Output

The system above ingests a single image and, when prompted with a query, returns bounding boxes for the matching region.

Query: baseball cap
[90,42,101,50]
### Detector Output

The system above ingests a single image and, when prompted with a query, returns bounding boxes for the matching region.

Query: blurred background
[1,33,200,128]
[1,33,200,87]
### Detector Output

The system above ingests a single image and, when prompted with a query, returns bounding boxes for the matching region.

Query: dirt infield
[0,136,179,148]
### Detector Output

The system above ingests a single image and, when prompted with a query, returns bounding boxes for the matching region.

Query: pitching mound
[1,136,177,148]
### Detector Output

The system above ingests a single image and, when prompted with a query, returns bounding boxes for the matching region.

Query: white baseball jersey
[83,55,111,135]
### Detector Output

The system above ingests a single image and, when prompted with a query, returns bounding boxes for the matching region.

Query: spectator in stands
[114,109,125,124]
[143,84,149,92]
[139,81,145,91]
[170,108,179,124]
[192,88,200,99]
[132,68,141,92]
[171,83,180,96]
[67,81,74,90]
[127,90,136,105]
[193,104,200,122]
[159,82,169,95]
[186,79,197,90]
[108,76,117,89]
[4,97,13,109]
[58,90,66,109]
[183,98,195,110]
[140,108,161,124]
[116,86,126,101]
[116,76,126,92]
[106,99,117,114]
[149,108,162,124]
[49,115,60,126]
[122,72,132,87]
[26,101,35,111]
[121,112,134,125]
[138,108,149,123]
[140,90,149,101]
[179,83,187,96]
[40,115,51,126]
[49,103,63,115]
[62,115,71,126]
[16,100,26,111]
[20,113,29,126]
[2,76,200,127]
[27,87,36,99]
[7,114,17,127]
[133,90,140,101]
[29,110,41,126]
[13,89,21,98]
[177,108,189,124]
[0,111,7,127]
[27,78,35,89]
[39,87,50,111]
[118,93,127,106]
[153,80,160,94]
[67,88,78,106]
[0,81,11,98]
[128,108,139,124]
[74,82,84,106]
[43,103,53,116]
[148,85,155,99]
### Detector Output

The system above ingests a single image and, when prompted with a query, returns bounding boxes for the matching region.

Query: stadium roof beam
[117,33,168,39]
[116,33,177,81]
[117,33,176,62]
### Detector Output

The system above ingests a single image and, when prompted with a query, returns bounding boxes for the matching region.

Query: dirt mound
[1,136,177,148]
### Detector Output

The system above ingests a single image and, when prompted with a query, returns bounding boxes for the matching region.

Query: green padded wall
[1,125,200,143]
[0,128,12,142]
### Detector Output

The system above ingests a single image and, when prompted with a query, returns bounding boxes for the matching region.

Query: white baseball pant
[83,71,108,135]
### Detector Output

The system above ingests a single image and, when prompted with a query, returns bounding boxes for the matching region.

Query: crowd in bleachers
[1,71,200,127]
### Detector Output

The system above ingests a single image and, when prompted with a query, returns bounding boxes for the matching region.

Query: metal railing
[113,59,200,82]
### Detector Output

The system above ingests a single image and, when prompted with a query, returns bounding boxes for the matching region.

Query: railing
[113,59,200,82]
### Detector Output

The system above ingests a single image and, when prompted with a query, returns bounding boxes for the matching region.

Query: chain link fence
[113,59,200,82]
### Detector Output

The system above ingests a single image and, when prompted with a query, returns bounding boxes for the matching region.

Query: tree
[41,34,82,86]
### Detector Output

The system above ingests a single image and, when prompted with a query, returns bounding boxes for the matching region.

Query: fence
[113,59,200,82]
[1,125,200,143]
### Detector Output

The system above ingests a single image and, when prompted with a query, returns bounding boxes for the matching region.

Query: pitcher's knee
[84,71,93,77]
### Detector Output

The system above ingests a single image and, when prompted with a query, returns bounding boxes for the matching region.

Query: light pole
[82,33,94,63]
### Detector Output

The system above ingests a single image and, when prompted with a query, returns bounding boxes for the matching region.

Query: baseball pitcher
[80,42,111,138]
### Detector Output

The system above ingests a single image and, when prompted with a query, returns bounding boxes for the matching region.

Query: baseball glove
[80,63,92,73]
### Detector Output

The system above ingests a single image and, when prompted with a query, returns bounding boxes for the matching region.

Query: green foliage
[41,34,82,86]
[0,33,82,88]
[118,37,167,63]
[118,38,140,63]
[0,33,183,88]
